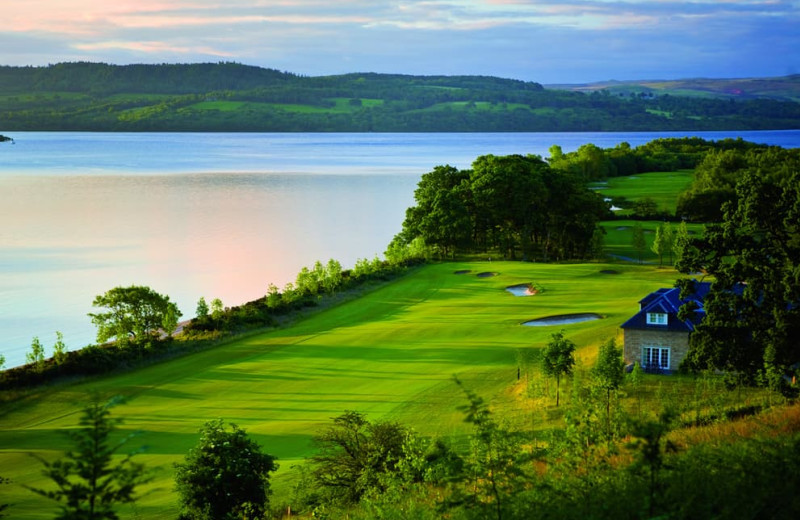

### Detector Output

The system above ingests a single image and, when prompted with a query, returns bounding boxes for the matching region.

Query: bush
[175,419,278,520]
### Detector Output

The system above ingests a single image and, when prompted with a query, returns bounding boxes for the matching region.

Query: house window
[642,346,670,370]
[646,312,668,325]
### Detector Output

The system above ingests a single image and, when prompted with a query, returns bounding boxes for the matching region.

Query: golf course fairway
[0,261,684,518]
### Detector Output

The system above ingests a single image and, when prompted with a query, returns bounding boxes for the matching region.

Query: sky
[1,0,798,84]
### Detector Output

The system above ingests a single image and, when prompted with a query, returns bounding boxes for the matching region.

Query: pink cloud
[74,40,236,57]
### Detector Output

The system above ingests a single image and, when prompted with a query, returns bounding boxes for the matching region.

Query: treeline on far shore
[1,62,799,131]
[0,251,426,392]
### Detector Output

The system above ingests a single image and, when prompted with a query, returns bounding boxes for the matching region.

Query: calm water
[1,131,798,367]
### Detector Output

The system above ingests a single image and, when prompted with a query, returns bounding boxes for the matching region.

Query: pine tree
[26,397,150,520]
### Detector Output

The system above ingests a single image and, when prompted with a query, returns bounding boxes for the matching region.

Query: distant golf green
[594,170,694,215]
[0,262,682,518]
[600,219,705,263]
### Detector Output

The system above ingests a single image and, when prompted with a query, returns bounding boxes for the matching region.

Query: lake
[1,130,798,367]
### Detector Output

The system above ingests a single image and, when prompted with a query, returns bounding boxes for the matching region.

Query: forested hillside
[1,62,799,131]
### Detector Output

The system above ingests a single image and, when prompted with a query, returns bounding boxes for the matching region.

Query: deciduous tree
[210,298,224,329]
[651,222,673,266]
[677,169,800,395]
[592,338,625,435]
[175,419,278,520]
[26,336,45,370]
[310,411,407,505]
[672,220,690,265]
[195,297,209,320]
[52,331,67,366]
[88,286,181,346]
[541,331,576,407]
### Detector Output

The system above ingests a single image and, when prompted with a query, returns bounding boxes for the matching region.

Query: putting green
[0,261,682,518]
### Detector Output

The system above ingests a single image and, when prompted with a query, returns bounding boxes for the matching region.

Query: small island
[0,135,13,143]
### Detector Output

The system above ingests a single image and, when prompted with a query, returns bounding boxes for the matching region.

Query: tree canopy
[309,411,408,505]
[174,419,278,520]
[88,285,181,346]
[541,331,577,406]
[677,168,800,394]
[397,154,608,261]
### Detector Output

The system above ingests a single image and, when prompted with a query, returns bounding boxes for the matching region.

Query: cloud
[74,41,237,58]
[0,0,797,82]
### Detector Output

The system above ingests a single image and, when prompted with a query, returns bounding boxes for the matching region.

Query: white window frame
[642,346,670,370]
[646,312,668,325]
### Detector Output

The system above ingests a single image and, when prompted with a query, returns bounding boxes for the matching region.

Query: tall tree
[470,154,547,260]
[26,336,45,370]
[401,165,472,258]
[672,220,690,265]
[52,331,67,366]
[88,286,181,346]
[175,419,278,520]
[662,222,675,265]
[26,396,150,520]
[541,331,576,407]
[323,258,343,294]
[195,297,209,320]
[310,411,407,505]
[592,338,625,436]
[650,223,673,266]
[677,169,800,394]
[210,298,224,329]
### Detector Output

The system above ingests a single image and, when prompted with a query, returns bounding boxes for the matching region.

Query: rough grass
[0,261,682,519]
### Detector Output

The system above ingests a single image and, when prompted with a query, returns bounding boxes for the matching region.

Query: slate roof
[620,282,711,333]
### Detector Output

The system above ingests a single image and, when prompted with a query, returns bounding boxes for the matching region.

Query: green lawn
[0,261,683,518]
[600,219,705,263]
[593,170,694,215]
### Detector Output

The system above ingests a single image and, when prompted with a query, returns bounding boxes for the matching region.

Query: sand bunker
[477,272,499,278]
[454,270,471,275]
[506,283,540,297]
[522,313,602,327]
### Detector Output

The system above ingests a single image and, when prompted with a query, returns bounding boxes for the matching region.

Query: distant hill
[0,62,798,131]
[546,75,800,102]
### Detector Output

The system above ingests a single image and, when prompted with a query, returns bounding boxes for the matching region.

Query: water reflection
[0,172,415,366]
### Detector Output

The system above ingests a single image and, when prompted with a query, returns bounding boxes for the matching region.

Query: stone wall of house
[623,328,690,371]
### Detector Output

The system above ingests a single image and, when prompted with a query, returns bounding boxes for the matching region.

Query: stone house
[621,282,710,373]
